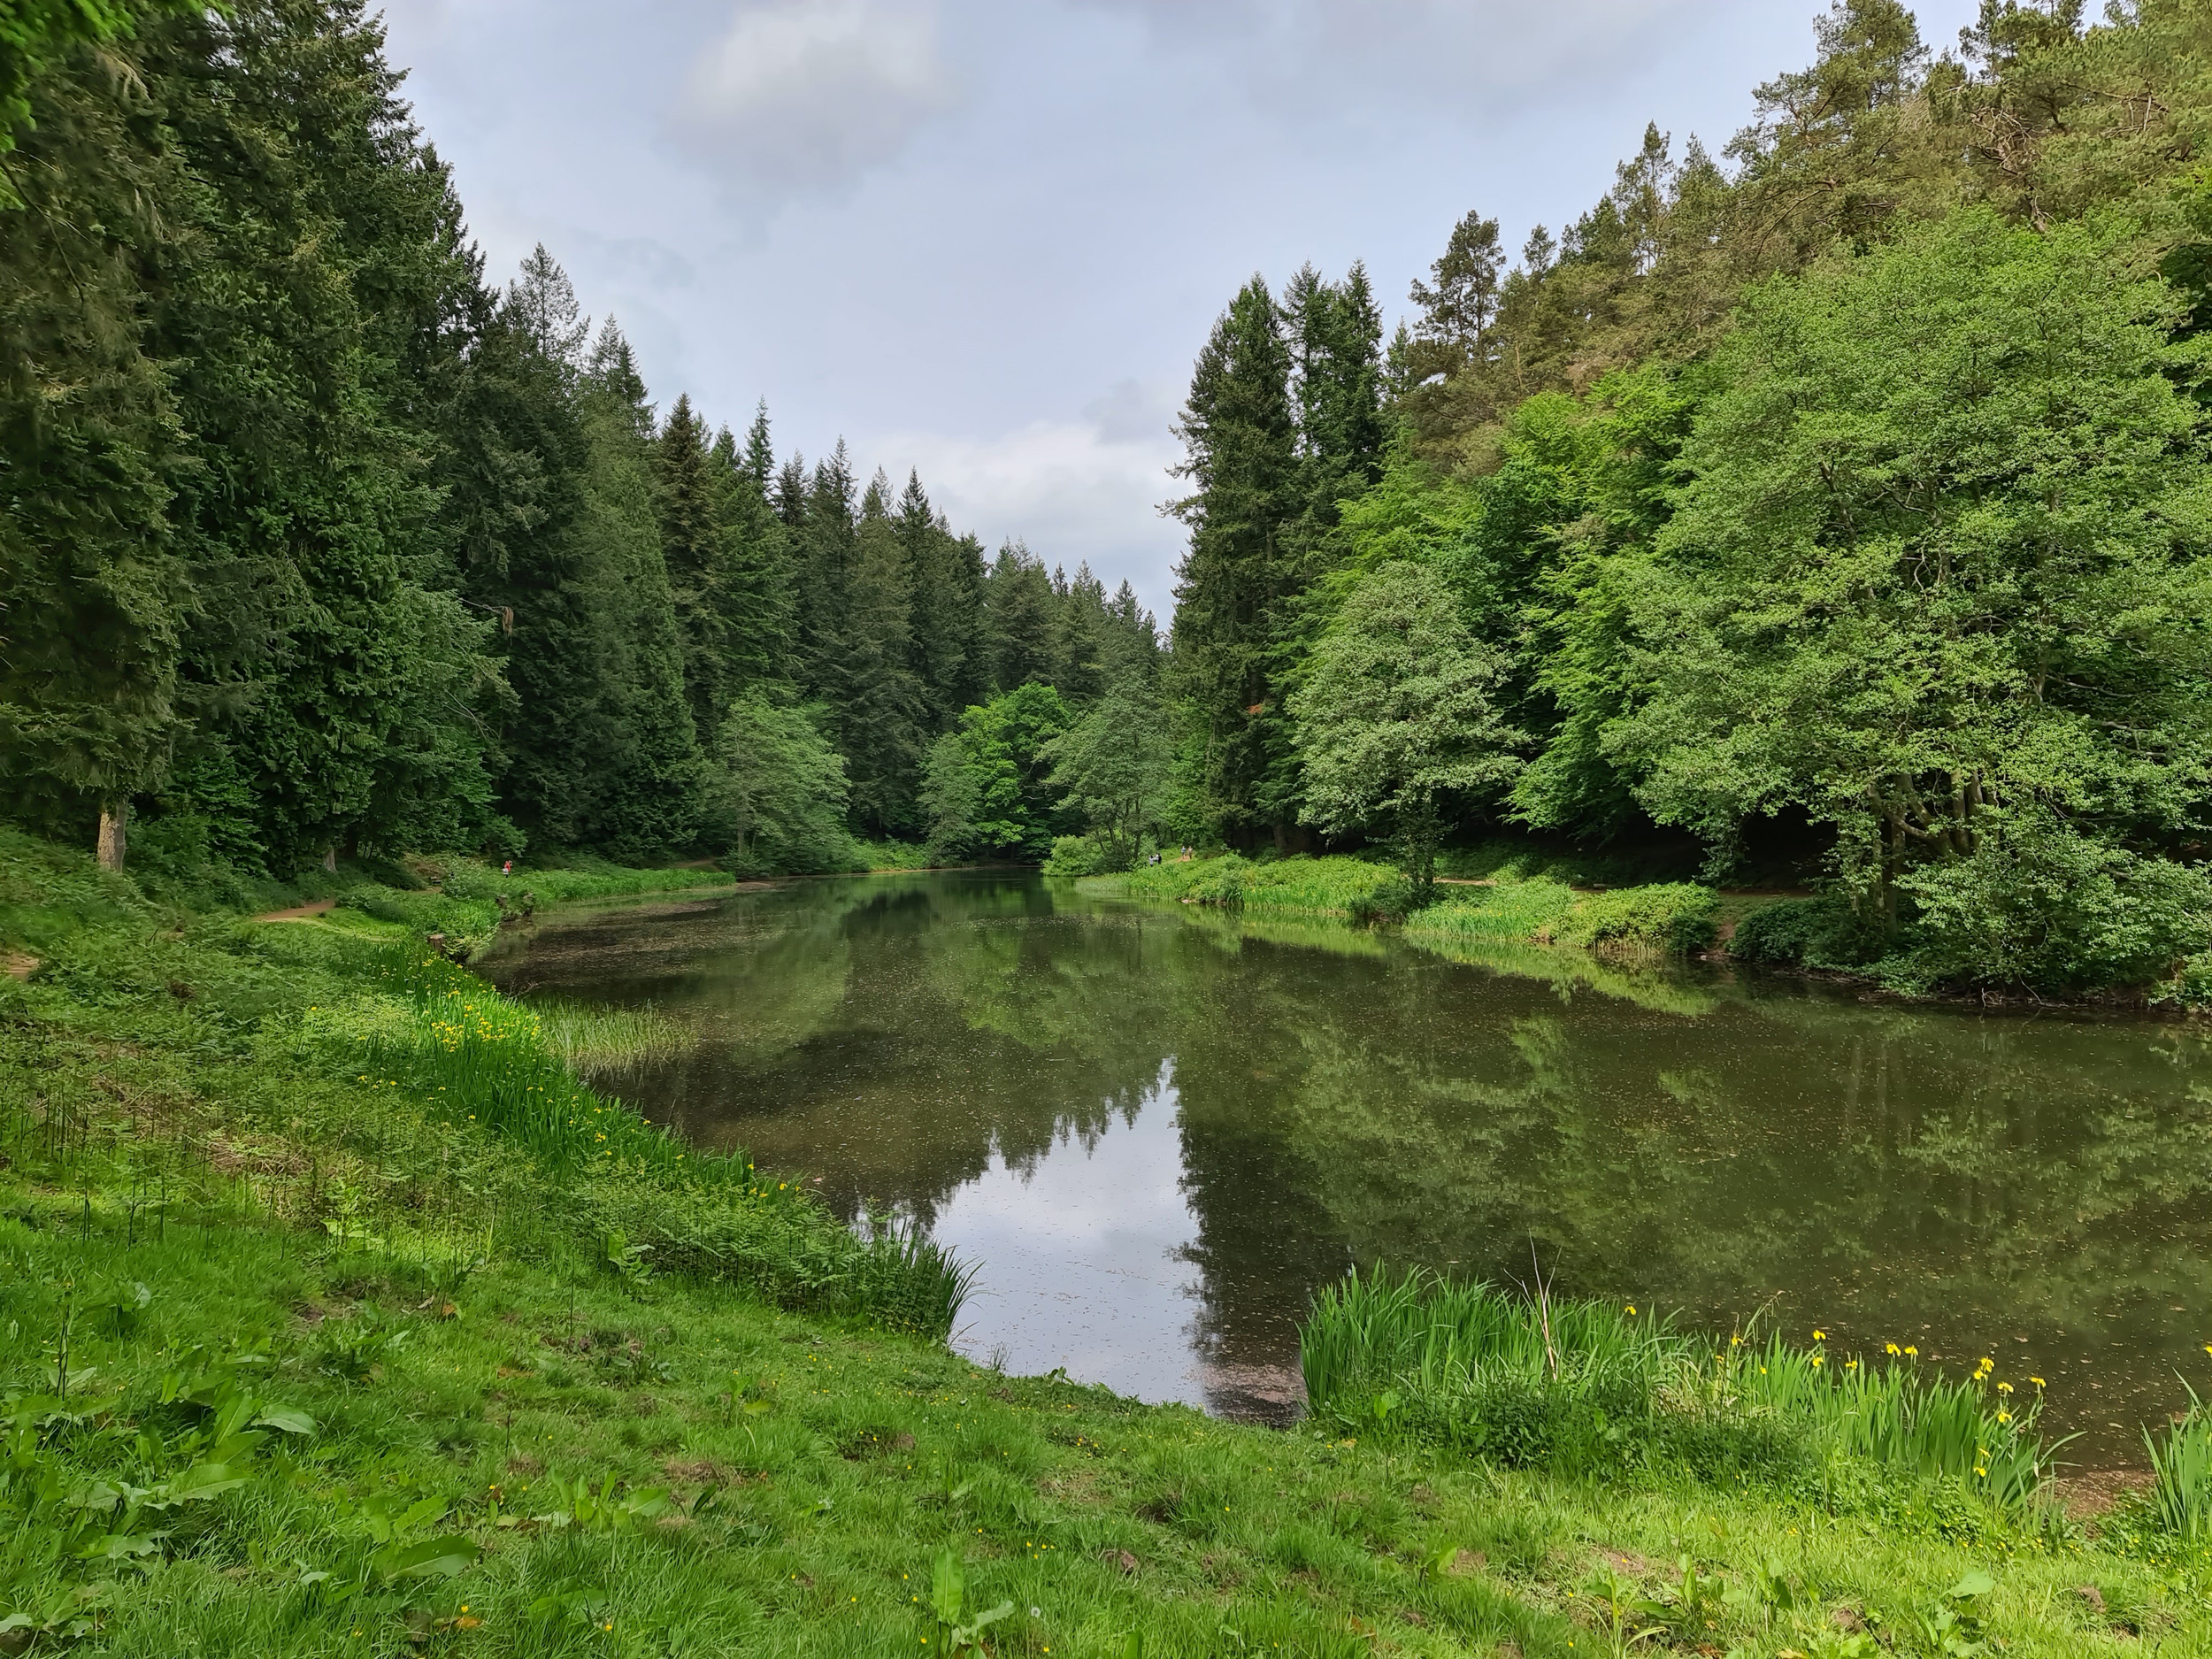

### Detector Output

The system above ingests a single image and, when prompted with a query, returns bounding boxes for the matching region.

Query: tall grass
[1301,1269,2061,1517]
[304,945,972,1335]
[534,1000,695,1076]
[1404,879,1579,944]
[2147,1386,2212,1540]
[1099,855,1413,920]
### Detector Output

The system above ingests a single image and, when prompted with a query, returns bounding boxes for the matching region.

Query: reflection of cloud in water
[936,1060,1256,1411]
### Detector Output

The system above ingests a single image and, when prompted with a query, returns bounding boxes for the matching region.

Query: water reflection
[483,872,2212,1463]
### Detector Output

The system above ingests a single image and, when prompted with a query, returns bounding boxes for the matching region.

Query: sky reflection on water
[485,872,2212,1464]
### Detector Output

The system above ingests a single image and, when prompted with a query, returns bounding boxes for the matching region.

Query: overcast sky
[375,0,1983,619]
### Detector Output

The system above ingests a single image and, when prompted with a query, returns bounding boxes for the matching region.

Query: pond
[483,871,2212,1467]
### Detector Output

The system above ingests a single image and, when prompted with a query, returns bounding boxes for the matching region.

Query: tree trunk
[96,804,128,872]
[323,845,338,874]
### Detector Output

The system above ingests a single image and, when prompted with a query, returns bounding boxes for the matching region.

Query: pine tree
[709,420,794,695]
[1167,275,1301,846]
[572,319,700,859]
[656,392,730,734]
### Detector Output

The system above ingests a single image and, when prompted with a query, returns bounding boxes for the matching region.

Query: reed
[1403,879,1578,944]
[534,1000,695,1076]
[2147,1386,2212,1540]
[1300,1267,2061,1517]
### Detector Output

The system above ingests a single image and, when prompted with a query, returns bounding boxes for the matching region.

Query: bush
[1893,816,2212,994]
[1042,834,1113,877]
[1729,894,1886,971]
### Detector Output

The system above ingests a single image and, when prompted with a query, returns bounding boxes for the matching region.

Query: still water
[484,872,2212,1465]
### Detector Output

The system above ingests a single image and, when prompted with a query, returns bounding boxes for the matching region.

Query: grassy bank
[4,831,2209,1655]
[1091,855,1723,957]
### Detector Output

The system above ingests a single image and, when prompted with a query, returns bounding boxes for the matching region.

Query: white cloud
[667,0,962,202]
[1079,0,1709,122]
[872,382,1185,613]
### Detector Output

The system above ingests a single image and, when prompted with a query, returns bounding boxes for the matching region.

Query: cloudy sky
[375,0,1982,619]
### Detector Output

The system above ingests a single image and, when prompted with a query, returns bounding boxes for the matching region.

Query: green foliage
[709,695,857,875]
[921,683,1075,863]
[1610,212,2212,967]
[1041,674,1174,871]
[1041,834,1111,878]
[1293,560,1524,895]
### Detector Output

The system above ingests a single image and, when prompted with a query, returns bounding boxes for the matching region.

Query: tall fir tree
[709,420,795,696]
[1167,275,1302,846]
[839,476,926,834]
[573,320,700,859]
[656,392,731,737]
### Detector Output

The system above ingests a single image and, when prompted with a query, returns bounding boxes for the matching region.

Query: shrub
[1728,894,1887,971]
[1042,834,1113,877]
[1893,816,2212,994]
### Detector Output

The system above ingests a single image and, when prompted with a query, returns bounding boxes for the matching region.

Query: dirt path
[252,899,336,923]
[5,951,35,980]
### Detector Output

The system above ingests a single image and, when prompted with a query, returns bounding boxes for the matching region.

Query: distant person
[502,859,513,875]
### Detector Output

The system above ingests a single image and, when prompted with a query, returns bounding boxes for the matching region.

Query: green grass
[1303,1271,2064,1524]
[534,1001,695,1078]
[0,1203,2200,1655]
[1096,855,1413,921]
[4,828,2211,1655]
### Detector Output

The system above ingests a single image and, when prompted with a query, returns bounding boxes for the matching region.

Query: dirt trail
[5,951,35,980]
[252,899,336,923]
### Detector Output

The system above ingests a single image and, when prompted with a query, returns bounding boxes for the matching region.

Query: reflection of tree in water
[507,876,1180,1225]
[1249,968,2212,1453]
[498,876,2212,1453]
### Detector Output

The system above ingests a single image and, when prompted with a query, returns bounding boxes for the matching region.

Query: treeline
[1168,0,2212,991]
[0,0,1156,880]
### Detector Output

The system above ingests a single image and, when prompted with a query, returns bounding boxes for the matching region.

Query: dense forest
[1166,0,2212,992]
[10,0,2212,991]
[0,0,1157,881]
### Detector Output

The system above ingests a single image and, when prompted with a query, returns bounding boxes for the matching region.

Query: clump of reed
[534,1000,695,1077]
[1300,1268,2062,1519]
[2147,1385,2212,1540]
[1099,855,1415,921]
[1407,879,1719,956]
[1403,879,1579,945]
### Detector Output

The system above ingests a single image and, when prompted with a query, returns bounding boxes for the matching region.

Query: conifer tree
[0,29,185,865]
[1167,276,1301,845]
[657,392,732,734]
[710,421,794,695]
[985,543,1058,692]
[573,320,700,858]
[840,481,926,834]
